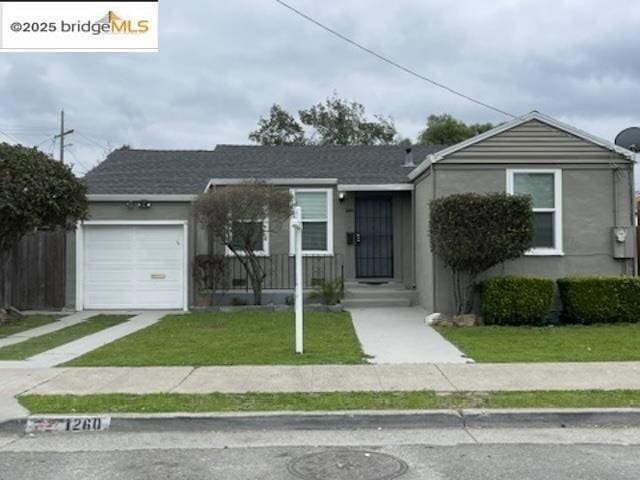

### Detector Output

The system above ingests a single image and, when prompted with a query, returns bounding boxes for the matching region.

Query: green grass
[436,323,640,362]
[0,314,63,338]
[0,315,131,360]
[18,390,640,414]
[65,311,366,367]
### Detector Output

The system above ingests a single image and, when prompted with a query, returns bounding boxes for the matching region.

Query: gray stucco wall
[69,187,415,310]
[206,185,346,290]
[208,188,414,286]
[65,201,194,310]
[413,120,635,315]
[414,171,434,311]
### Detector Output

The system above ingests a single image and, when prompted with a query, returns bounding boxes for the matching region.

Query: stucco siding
[413,117,634,315]
[207,186,345,273]
[424,164,634,314]
[65,201,194,310]
[414,173,434,311]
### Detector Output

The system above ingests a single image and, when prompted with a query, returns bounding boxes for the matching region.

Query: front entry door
[355,196,394,278]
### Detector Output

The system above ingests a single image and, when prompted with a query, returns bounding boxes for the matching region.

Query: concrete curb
[462,408,640,428]
[3,408,640,434]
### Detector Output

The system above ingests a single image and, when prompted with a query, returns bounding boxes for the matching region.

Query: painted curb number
[26,416,111,433]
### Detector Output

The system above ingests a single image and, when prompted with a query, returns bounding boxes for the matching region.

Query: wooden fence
[0,230,66,310]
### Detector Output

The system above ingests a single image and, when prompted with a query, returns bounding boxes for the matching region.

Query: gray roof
[84,144,447,195]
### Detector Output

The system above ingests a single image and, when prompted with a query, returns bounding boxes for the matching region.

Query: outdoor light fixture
[124,201,135,210]
[338,192,346,202]
[137,200,152,209]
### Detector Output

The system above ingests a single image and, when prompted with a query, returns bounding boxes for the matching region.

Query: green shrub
[558,276,640,324]
[429,193,533,314]
[308,278,343,306]
[481,276,554,326]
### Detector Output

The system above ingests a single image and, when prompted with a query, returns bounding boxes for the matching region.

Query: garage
[78,222,187,310]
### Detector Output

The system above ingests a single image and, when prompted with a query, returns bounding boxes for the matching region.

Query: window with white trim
[507,169,563,255]
[225,219,269,256]
[290,189,334,255]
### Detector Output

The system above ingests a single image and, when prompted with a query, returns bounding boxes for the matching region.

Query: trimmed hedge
[481,276,554,326]
[557,276,640,324]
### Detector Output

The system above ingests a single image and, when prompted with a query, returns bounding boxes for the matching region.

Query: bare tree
[193,182,292,305]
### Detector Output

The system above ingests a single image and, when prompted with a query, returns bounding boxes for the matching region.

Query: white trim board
[204,178,338,191]
[88,194,197,202]
[337,184,413,191]
[75,220,189,312]
[408,111,636,181]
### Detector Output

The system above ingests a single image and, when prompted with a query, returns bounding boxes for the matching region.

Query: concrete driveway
[0,311,175,369]
[348,306,471,364]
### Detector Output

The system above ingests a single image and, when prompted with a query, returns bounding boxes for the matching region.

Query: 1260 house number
[66,417,104,431]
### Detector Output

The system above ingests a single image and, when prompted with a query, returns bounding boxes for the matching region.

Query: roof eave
[88,194,197,202]
[204,178,339,192]
[337,183,413,191]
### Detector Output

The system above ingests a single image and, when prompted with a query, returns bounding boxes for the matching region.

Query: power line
[66,146,94,174]
[0,128,22,144]
[46,138,56,157]
[274,0,517,119]
[76,131,110,151]
[34,136,55,148]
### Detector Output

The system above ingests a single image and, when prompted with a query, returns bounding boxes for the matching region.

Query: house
[68,112,636,314]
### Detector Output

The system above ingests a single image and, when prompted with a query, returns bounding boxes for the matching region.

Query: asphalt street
[1,426,640,479]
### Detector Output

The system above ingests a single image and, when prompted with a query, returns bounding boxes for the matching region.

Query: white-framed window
[289,188,334,255]
[225,219,270,256]
[506,169,563,256]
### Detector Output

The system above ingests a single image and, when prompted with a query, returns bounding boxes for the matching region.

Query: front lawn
[436,323,640,362]
[19,390,640,414]
[0,314,64,338]
[65,310,366,366]
[0,315,131,360]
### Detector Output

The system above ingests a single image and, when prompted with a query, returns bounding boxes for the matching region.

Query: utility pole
[54,110,74,163]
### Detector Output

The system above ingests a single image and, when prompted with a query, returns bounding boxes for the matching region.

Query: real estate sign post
[292,206,304,354]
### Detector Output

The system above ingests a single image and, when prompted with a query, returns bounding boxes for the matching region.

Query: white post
[293,206,304,354]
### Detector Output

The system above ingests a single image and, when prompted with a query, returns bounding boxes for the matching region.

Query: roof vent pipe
[404,147,415,167]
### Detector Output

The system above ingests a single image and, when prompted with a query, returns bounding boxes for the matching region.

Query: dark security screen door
[355,196,393,278]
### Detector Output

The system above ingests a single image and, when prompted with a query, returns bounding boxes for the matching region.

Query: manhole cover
[288,449,408,480]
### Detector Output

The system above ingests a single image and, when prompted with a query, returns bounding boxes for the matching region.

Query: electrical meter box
[612,226,634,259]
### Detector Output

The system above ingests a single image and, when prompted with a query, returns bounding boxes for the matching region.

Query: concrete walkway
[0,311,174,369]
[349,306,470,364]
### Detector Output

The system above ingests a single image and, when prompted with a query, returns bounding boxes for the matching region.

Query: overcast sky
[0,0,639,176]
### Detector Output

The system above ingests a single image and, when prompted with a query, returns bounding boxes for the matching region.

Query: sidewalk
[3,362,640,423]
[9,362,640,396]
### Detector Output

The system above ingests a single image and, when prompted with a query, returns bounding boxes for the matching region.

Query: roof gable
[408,112,635,180]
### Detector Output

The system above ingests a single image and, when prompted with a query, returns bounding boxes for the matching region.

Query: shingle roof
[84,144,448,195]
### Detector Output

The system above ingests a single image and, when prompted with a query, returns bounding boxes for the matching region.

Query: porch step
[341,297,412,309]
[344,288,414,300]
[342,280,416,308]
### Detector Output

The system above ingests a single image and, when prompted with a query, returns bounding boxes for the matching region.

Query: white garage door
[83,224,185,309]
